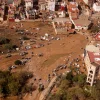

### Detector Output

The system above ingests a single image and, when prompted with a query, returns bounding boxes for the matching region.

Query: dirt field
[0,21,88,100]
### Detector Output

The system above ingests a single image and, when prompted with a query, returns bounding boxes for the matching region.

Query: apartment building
[52,17,73,34]
[84,45,100,86]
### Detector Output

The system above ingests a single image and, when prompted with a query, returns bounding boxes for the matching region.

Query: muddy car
[6,54,12,58]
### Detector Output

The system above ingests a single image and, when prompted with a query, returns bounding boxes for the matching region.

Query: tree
[14,60,22,65]
[78,74,86,86]
[83,90,91,98]
[22,36,30,40]
[0,37,10,45]
[66,72,73,81]
[59,79,70,89]
[57,89,67,100]
[91,25,100,33]
[67,87,86,100]
[0,71,33,97]
[48,94,62,100]
[72,75,78,82]
[91,86,100,100]
[0,85,3,94]
[22,85,36,93]
[4,43,13,50]
[95,80,100,90]
[12,45,18,49]
[8,81,20,95]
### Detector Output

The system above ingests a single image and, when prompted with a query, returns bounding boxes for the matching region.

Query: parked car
[19,52,28,56]
[38,53,43,57]
[6,54,12,58]
[11,65,17,69]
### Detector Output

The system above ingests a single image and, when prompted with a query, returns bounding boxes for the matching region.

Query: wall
[84,52,91,71]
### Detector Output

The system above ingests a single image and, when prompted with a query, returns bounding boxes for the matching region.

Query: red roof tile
[94,33,100,41]
[87,51,100,65]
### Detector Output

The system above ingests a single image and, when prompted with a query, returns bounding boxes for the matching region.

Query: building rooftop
[94,32,100,41]
[73,14,91,27]
[87,51,100,65]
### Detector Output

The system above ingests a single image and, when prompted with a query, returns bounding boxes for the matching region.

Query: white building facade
[25,0,33,9]
[93,2,100,12]
[47,0,55,11]
[84,45,100,86]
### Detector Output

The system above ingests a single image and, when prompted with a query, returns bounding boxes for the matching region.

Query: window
[89,74,92,78]
[88,78,91,82]
[90,70,93,74]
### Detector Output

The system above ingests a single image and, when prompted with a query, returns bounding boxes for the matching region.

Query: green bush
[91,86,100,100]
[48,73,100,100]
[8,81,20,95]
[78,74,86,86]
[91,25,100,33]
[66,72,73,81]
[59,79,70,89]
[14,60,22,65]
[4,44,13,50]
[0,37,10,45]
[22,36,30,40]
[0,71,33,96]
[12,45,18,49]
[67,87,85,100]
[72,75,78,82]
[3,44,18,50]
[22,85,32,93]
